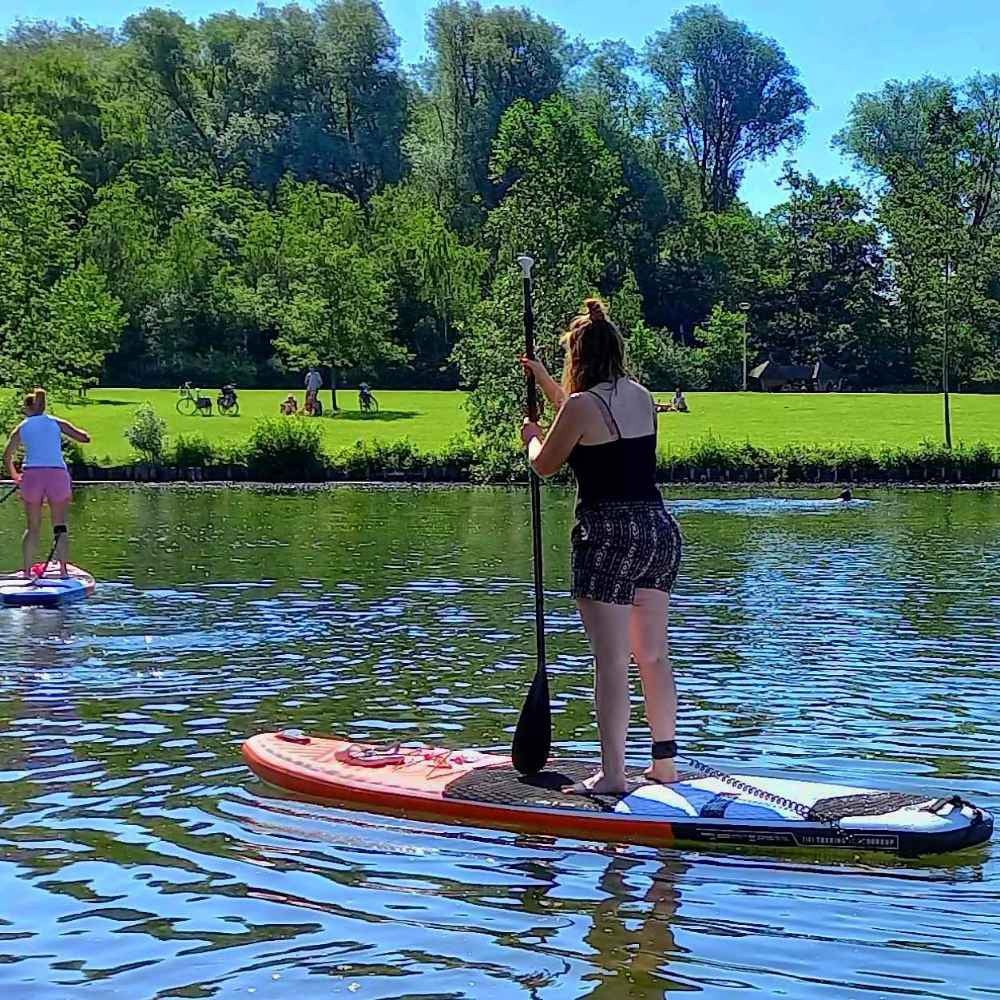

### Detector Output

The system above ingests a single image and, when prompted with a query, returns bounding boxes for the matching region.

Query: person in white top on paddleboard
[3,388,91,578]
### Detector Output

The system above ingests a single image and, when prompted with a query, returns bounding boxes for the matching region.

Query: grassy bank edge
[65,436,1000,485]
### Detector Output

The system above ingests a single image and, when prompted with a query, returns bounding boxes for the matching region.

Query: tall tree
[764,167,892,382]
[645,5,810,212]
[0,112,123,390]
[313,0,408,203]
[412,1,568,228]
[878,99,1000,388]
[0,20,121,191]
[262,182,405,397]
[841,80,1000,387]
[571,40,692,330]
[122,2,407,200]
[456,96,636,464]
[370,183,486,383]
[835,77,951,182]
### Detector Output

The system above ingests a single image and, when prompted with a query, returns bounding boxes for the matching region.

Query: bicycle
[359,389,378,414]
[177,383,213,416]
[217,385,240,417]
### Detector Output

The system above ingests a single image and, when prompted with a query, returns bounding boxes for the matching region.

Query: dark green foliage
[0,391,23,437]
[657,437,1000,484]
[327,438,472,480]
[244,417,326,480]
[172,432,215,467]
[124,402,167,461]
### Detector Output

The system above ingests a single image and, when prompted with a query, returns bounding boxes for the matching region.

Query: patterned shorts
[571,500,683,606]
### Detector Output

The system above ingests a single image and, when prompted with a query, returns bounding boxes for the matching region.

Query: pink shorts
[21,468,73,505]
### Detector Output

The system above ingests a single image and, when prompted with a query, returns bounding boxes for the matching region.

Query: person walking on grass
[519,299,683,795]
[3,388,91,579]
[304,367,323,415]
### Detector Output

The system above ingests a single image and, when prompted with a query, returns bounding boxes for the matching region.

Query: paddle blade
[511,667,551,775]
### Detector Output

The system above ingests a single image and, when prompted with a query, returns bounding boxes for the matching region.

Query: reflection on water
[1,485,998,998]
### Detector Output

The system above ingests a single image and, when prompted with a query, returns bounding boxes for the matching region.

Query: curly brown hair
[560,299,626,396]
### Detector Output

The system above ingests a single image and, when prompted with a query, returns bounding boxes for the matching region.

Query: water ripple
[1,485,997,998]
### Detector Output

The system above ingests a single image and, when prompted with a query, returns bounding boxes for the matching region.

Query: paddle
[29,532,62,586]
[1,481,61,585]
[511,253,551,776]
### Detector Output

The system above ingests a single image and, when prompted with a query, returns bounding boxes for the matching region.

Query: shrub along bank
[68,425,1000,485]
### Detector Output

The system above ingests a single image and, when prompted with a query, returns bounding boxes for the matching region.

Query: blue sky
[4,0,998,210]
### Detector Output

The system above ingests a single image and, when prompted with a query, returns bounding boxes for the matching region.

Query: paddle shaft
[523,271,547,677]
[0,484,17,505]
[511,256,551,776]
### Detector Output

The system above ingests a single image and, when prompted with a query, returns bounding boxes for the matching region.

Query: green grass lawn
[656,391,999,452]
[59,387,998,464]
[66,388,467,464]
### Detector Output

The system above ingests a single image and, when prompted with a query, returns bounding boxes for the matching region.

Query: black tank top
[567,386,661,508]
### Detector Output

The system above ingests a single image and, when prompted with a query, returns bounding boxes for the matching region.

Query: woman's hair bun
[585,298,607,324]
[24,387,46,412]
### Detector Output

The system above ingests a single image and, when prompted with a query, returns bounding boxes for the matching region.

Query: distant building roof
[750,361,812,381]
[750,360,842,382]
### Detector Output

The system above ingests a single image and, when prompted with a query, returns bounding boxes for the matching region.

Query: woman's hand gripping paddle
[511,254,551,776]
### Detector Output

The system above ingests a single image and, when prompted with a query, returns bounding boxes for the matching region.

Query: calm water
[1,485,998,999]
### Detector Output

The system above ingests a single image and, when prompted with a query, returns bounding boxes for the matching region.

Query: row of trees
[1,2,998,414]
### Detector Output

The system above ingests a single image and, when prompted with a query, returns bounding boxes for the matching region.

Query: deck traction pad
[811,790,927,820]
[443,760,697,813]
[444,760,929,820]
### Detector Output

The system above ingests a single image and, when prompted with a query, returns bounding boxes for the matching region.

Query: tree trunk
[328,366,339,411]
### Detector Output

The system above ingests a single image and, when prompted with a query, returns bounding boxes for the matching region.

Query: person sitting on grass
[654,389,689,414]
[280,394,298,416]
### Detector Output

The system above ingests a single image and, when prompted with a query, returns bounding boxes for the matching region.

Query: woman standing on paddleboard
[520,299,682,795]
[3,388,91,578]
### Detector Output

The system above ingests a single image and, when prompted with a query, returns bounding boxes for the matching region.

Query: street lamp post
[943,255,953,449]
[738,302,751,391]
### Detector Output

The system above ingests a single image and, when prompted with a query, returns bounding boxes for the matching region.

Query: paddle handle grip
[518,255,539,423]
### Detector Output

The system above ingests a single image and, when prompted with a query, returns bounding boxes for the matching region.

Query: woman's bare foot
[644,759,678,785]
[563,770,628,796]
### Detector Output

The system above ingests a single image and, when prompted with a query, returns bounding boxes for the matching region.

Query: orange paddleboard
[243,732,993,856]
